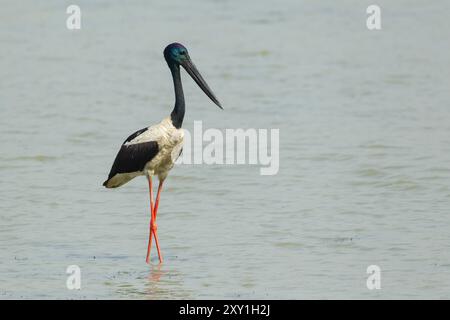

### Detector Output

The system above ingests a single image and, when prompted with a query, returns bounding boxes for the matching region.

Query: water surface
[1,0,450,299]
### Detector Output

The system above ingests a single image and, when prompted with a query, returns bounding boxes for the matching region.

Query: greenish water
[1,0,450,299]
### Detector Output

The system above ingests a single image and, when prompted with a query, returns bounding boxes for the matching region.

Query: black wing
[103,128,159,187]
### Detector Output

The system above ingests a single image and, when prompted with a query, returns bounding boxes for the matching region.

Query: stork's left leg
[152,180,164,263]
[146,177,164,264]
[154,180,164,219]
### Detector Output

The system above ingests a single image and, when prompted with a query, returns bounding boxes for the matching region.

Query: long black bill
[181,59,223,109]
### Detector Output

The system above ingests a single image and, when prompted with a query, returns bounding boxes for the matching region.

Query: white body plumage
[137,117,184,179]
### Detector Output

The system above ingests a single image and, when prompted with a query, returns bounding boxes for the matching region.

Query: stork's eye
[179,50,186,55]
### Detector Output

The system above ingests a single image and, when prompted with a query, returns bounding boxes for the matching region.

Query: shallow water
[1,0,450,299]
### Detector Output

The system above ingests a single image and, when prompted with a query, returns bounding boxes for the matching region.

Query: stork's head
[163,42,222,109]
[164,43,189,64]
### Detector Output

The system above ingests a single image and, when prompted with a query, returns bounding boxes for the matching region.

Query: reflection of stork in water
[103,43,222,263]
[145,264,189,299]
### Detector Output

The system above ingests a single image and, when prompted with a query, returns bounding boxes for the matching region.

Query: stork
[103,43,222,263]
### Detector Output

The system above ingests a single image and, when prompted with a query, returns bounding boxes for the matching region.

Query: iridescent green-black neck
[169,63,185,129]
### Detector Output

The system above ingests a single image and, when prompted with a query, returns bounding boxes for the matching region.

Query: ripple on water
[0,155,59,163]
[354,168,385,178]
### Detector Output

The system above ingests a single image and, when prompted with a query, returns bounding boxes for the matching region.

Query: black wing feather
[123,127,148,144]
[103,128,159,185]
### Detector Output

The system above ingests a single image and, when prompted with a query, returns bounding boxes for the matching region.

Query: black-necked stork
[103,43,222,263]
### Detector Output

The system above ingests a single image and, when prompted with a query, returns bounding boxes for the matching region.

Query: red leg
[146,176,155,264]
[154,180,164,219]
[153,180,164,263]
